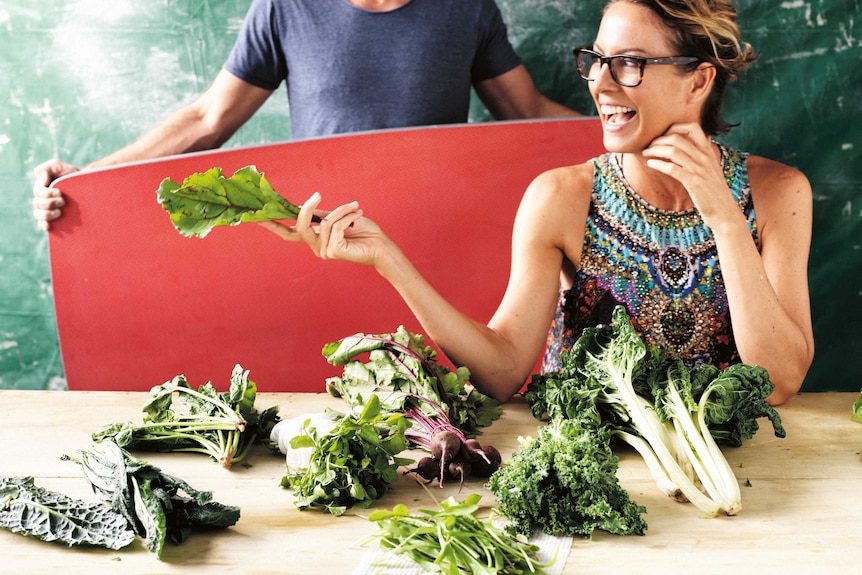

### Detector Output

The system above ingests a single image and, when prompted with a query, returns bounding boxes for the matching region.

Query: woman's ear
[689,63,716,104]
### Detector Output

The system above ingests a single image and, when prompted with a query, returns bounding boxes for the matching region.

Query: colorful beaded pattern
[542,143,758,372]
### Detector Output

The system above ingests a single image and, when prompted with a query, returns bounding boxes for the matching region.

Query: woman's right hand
[259,192,393,268]
[32,159,79,230]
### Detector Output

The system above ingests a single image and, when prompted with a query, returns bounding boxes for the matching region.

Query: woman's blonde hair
[607,0,758,135]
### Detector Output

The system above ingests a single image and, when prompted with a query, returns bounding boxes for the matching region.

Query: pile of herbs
[0,475,134,550]
[93,364,279,469]
[281,394,412,516]
[157,165,311,238]
[63,440,240,559]
[361,494,551,575]
[520,305,785,520]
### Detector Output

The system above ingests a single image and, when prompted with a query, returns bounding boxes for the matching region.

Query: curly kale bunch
[487,417,647,538]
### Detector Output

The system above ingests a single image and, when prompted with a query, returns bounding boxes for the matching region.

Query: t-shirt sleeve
[223,0,286,91]
[470,0,522,83]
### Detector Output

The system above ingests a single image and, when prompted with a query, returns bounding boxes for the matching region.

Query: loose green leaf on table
[0,475,135,550]
[157,165,308,238]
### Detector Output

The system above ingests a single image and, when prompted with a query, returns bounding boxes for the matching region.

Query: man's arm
[87,69,272,169]
[474,64,580,120]
[33,70,272,229]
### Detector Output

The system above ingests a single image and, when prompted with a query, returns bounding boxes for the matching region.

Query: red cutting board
[49,118,604,391]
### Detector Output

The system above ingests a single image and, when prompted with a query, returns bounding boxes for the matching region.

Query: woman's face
[589,1,700,153]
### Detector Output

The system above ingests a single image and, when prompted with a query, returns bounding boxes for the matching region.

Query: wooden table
[1,391,860,574]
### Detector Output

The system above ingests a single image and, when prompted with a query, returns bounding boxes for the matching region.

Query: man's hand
[32,159,79,231]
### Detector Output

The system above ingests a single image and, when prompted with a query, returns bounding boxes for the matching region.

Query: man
[33,0,577,229]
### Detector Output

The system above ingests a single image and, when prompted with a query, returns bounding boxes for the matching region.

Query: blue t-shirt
[224,0,522,139]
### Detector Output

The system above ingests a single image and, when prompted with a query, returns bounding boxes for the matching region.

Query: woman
[262,0,814,406]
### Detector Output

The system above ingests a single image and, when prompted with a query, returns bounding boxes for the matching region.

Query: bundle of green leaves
[281,395,413,516]
[63,441,240,559]
[92,364,279,469]
[523,305,786,517]
[487,417,647,538]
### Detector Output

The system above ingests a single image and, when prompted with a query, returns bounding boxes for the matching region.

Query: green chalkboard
[1,1,859,391]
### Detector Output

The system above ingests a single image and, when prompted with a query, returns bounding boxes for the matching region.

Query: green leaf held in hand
[157,165,307,238]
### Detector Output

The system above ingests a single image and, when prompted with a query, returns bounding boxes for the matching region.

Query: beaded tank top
[542,143,757,373]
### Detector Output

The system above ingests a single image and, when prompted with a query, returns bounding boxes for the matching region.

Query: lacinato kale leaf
[63,441,240,559]
[0,475,135,550]
[157,165,307,238]
[486,418,647,538]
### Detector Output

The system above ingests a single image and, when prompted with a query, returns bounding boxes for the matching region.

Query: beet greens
[323,326,503,486]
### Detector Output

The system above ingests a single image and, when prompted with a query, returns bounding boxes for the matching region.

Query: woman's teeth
[601,104,635,124]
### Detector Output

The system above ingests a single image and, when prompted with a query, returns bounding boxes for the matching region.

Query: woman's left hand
[641,123,737,229]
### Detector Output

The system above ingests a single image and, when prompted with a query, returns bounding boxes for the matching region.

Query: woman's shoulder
[744,154,813,232]
[529,158,597,193]
[745,154,811,195]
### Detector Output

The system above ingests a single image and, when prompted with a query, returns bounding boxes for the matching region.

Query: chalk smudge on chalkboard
[49,0,208,136]
[0,341,17,351]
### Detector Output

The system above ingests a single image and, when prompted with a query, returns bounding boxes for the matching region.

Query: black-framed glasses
[573,48,700,87]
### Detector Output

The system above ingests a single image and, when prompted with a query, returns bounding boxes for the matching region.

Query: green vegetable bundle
[63,441,240,559]
[852,390,862,424]
[92,364,279,469]
[524,305,785,517]
[323,327,505,487]
[487,417,647,538]
[363,494,550,575]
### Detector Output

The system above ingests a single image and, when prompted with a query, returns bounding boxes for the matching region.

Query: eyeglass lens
[576,51,643,87]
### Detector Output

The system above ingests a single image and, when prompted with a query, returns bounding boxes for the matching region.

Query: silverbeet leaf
[157,165,305,238]
[0,475,135,550]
